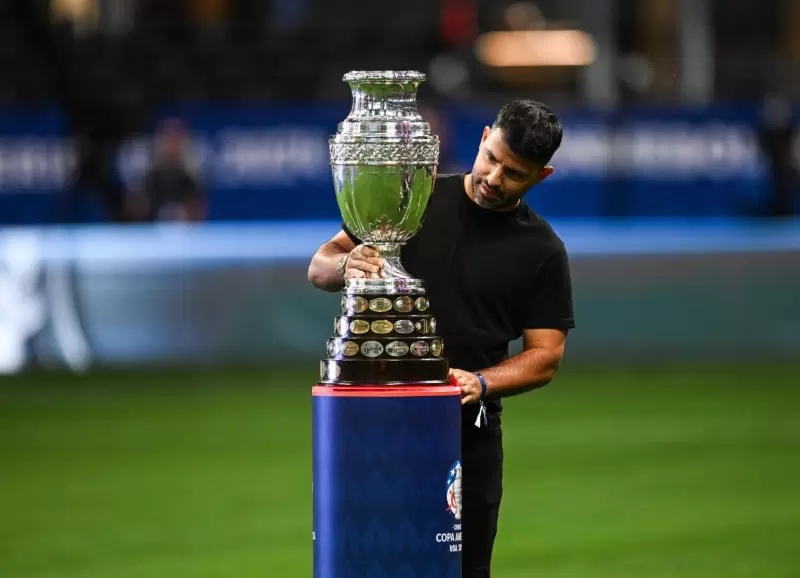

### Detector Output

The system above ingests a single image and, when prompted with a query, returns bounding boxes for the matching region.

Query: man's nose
[486,166,503,187]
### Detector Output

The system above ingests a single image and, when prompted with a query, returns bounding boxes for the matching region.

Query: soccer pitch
[1,364,798,578]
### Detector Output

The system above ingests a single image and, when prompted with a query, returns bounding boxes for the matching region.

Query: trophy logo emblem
[446,461,463,521]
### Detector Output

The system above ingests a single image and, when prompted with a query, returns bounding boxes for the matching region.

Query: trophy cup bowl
[320,70,448,385]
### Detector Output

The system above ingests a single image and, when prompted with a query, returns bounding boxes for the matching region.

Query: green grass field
[1,364,799,578]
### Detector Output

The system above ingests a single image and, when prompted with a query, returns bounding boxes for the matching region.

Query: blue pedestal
[312,385,462,578]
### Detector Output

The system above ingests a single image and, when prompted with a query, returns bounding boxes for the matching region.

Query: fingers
[347,259,379,275]
[347,245,384,276]
[355,245,383,266]
[357,245,381,259]
[450,369,481,405]
[344,268,366,279]
[448,368,460,386]
[460,387,479,405]
[346,267,382,280]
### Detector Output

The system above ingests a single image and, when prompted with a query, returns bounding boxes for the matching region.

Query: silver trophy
[320,71,447,385]
[330,70,439,294]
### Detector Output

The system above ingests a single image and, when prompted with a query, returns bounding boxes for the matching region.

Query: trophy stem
[372,243,412,279]
[344,241,424,295]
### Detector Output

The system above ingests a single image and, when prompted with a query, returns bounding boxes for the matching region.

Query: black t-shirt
[343,173,575,427]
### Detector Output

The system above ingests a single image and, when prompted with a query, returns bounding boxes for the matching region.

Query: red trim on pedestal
[312,385,462,398]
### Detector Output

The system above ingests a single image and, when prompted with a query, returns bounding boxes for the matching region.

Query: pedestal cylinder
[312,384,462,578]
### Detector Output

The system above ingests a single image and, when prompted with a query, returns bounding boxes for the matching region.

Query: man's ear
[537,166,554,183]
[481,126,491,142]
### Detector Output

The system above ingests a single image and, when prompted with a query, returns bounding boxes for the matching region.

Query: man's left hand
[449,369,483,405]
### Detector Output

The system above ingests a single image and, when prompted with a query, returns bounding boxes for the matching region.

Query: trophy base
[319,286,449,386]
[319,358,450,386]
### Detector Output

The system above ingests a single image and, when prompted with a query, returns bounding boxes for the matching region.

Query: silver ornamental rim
[329,136,438,143]
[343,70,426,84]
[329,141,439,166]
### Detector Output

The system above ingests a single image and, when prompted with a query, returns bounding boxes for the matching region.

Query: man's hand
[344,245,384,279]
[449,369,483,405]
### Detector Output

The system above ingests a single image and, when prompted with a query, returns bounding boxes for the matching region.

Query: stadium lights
[51,0,97,21]
[475,30,597,68]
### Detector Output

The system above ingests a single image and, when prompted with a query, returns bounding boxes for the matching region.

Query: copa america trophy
[313,71,462,578]
[319,70,449,385]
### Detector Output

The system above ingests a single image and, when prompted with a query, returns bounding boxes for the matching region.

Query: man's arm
[308,231,385,292]
[308,231,357,292]
[450,328,567,404]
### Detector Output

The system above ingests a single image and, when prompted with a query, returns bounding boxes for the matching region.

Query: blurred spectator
[758,94,798,217]
[127,119,206,222]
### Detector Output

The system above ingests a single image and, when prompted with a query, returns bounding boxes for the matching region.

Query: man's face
[470,127,553,211]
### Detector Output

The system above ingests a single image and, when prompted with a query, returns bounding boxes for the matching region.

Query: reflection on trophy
[319,71,448,385]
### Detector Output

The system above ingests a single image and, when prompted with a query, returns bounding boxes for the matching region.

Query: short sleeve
[341,222,363,246]
[519,245,575,331]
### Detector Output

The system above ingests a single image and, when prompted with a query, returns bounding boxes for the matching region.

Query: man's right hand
[344,245,384,279]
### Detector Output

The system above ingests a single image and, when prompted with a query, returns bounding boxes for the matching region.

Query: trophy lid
[335,70,435,142]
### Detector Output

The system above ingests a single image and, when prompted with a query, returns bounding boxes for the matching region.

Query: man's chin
[476,191,506,209]
[473,194,492,209]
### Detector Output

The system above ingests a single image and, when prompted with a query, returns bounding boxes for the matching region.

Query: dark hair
[492,100,563,166]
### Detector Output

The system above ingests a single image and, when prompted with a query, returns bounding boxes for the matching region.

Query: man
[758,93,798,217]
[127,119,206,222]
[307,100,575,577]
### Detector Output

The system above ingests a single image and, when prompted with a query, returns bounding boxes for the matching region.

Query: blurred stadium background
[1,1,799,577]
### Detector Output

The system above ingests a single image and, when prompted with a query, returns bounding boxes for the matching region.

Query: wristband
[336,254,350,279]
[474,371,488,400]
